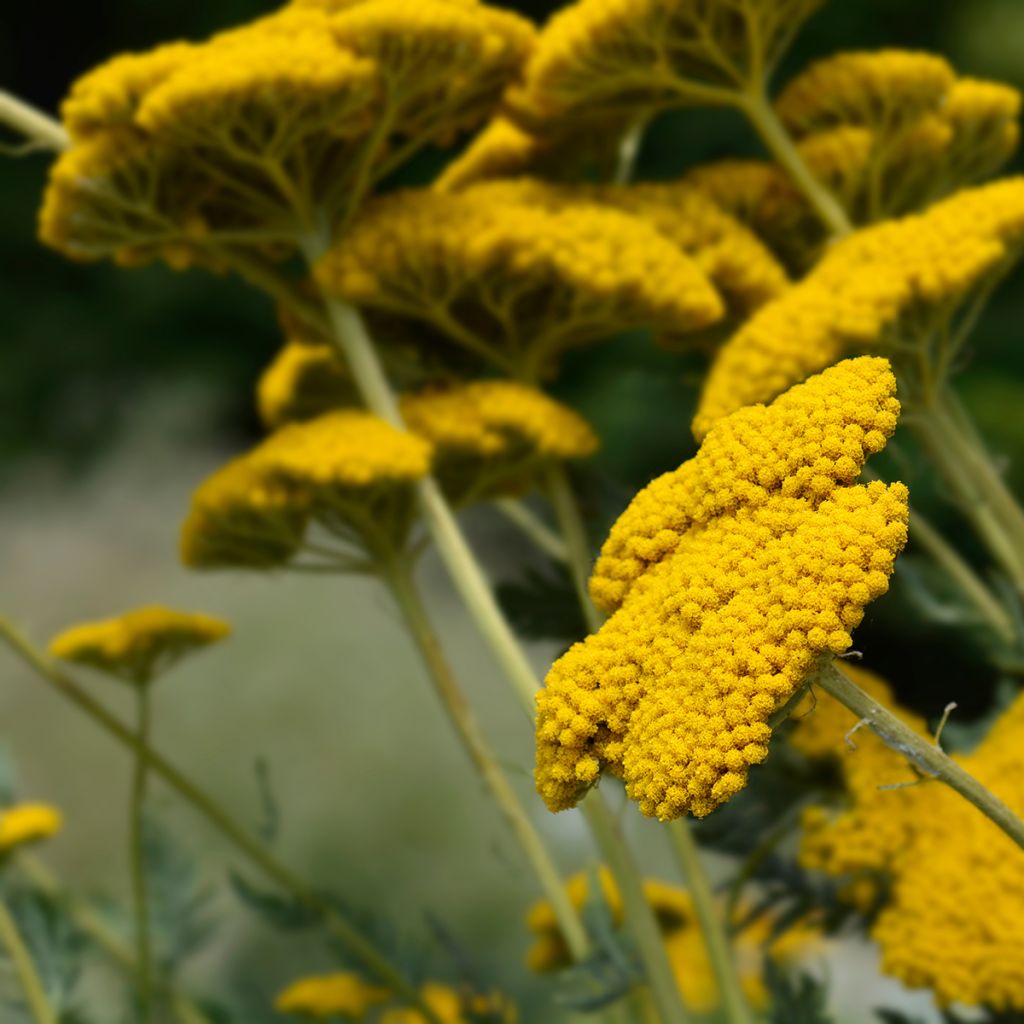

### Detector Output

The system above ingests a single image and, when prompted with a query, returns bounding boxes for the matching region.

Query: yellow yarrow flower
[694,177,1024,437]
[316,183,723,380]
[379,982,515,1024]
[49,606,230,684]
[0,804,63,853]
[257,341,354,430]
[274,971,390,1018]
[537,358,908,820]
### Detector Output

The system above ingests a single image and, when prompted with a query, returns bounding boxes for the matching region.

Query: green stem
[132,685,154,1023]
[614,116,648,186]
[0,90,69,152]
[17,853,211,1024]
[0,618,444,1024]
[738,90,852,238]
[384,560,591,962]
[667,821,755,1024]
[0,898,57,1024]
[492,497,568,563]
[814,659,1024,851]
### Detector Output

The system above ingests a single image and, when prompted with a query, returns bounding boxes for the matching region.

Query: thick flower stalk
[537,357,909,819]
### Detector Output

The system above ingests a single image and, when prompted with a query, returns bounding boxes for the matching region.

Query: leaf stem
[0,90,69,153]
[813,659,1024,851]
[132,685,154,1023]
[0,897,57,1024]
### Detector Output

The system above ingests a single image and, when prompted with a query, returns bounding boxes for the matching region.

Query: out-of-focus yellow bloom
[49,607,230,684]
[257,341,354,430]
[379,982,516,1023]
[527,868,820,1012]
[694,177,1024,438]
[0,804,63,853]
[510,0,824,134]
[41,1,535,266]
[316,183,723,380]
[275,971,390,1018]
[537,358,908,819]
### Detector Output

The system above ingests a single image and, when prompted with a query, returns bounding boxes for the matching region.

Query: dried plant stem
[0,618,445,1024]
[131,686,154,1023]
[0,90,69,152]
[17,853,211,1024]
[384,559,590,962]
[0,897,57,1024]
[815,659,1024,850]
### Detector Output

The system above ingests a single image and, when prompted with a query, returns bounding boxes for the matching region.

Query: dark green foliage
[765,962,833,1024]
[228,872,319,931]
[496,562,586,644]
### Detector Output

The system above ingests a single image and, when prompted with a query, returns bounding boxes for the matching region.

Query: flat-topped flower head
[257,341,356,430]
[537,358,908,820]
[694,177,1024,437]
[275,971,390,1018]
[41,0,535,267]
[49,606,230,685]
[316,183,723,380]
[400,380,598,502]
[0,803,63,854]
[510,0,824,134]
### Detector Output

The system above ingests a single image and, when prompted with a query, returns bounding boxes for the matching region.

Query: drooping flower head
[49,607,230,685]
[40,0,535,268]
[537,357,909,820]
[315,181,723,380]
[275,971,391,1019]
[694,178,1024,437]
[0,804,63,854]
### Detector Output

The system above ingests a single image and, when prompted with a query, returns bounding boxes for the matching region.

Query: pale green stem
[0,898,57,1024]
[384,559,590,962]
[492,497,569,563]
[667,821,756,1024]
[131,685,154,1023]
[0,90,69,152]
[738,90,852,238]
[0,618,444,1024]
[17,853,211,1024]
[814,659,1024,851]
[614,116,649,186]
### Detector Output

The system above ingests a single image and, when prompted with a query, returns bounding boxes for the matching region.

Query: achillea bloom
[274,971,390,1018]
[693,177,1024,438]
[0,804,63,853]
[379,983,515,1024]
[400,380,597,502]
[49,607,230,684]
[527,868,820,1012]
[510,0,824,133]
[257,341,354,430]
[316,184,723,379]
[537,358,908,819]
[41,1,535,265]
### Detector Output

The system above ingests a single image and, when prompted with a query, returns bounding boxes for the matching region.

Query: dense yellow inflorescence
[536,358,909,819]
[0,804,63,853]
[257,341,353,430]
[40,0,535,265]
[275,972,390,1018]
[49,606,230,684]
[527,869,820,1012]
[510,0,824,133]
[316,183,723,379]
[694,177,1024,437]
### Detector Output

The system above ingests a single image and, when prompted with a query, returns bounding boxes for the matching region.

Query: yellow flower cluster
[49,606,230,684]
[536,358,908,820]
[316,183,723,380]
[40,0,535,265]
[379,984,515,1024]
[527,869,819,1012]
[0,804,63,853]
[509,0,824,133]
[257,341,354,430]
[694,177,1024,437]
[275,972,390,1019]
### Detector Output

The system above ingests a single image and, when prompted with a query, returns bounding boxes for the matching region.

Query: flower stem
[0,618,444,1024]
[814,659,1024,851]
[383,559,591,962]
[739,89,852,237]
[0,898,57,1024]
[492,497,568,563]
[667,820,755,1024]
[132,685,154,1023]
[0,90,69,153]
[614,116,648,186]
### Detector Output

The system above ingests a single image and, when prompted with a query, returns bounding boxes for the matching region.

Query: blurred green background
[2,1,1024,1021]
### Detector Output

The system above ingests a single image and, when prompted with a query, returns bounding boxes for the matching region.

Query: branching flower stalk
[0,896,57,1024]
[0,89,69,153]
[0,617,446,1024]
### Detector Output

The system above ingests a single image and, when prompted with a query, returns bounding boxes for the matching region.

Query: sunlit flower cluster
[536,358,908,819]
[0,804,63,853]
[275,971,390,1019]
[694,177,1024,437]
[49,606,230,684]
